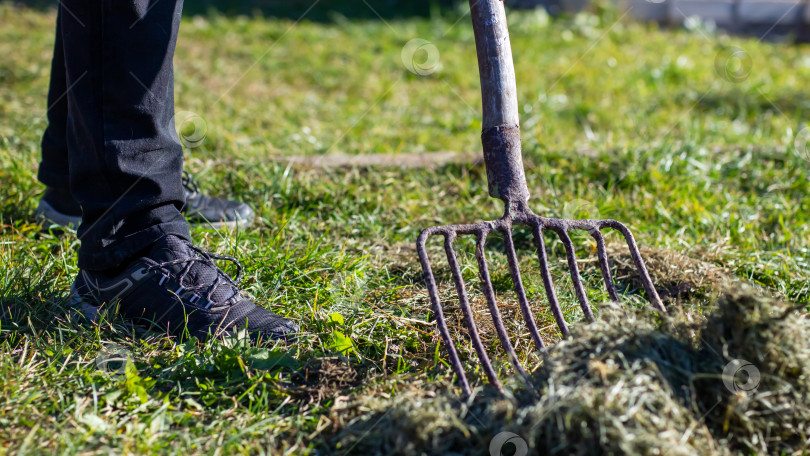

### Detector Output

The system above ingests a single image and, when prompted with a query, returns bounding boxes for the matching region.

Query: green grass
[1,2,809,454]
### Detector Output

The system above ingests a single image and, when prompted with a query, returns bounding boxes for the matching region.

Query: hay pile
[606,244,730,301]
[331,289,810,455]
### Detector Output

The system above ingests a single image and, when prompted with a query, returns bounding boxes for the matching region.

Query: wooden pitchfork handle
[469,0,531,207]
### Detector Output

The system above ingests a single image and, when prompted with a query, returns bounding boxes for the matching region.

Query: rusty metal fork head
[416,201,665,396]
[416,0,666,397]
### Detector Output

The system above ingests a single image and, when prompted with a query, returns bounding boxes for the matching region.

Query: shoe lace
[181,170,200,196]
[148,243,244,306]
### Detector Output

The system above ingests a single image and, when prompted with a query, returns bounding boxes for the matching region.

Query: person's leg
[39,6,69,190]
[36,6,82,224]
[61,0,190,271]
[63,0,296,341]
[36,7,253,231]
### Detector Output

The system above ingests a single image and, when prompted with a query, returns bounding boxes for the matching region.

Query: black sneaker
[181,171,255,230]
[34,171,255,230]
[69,235,298,342]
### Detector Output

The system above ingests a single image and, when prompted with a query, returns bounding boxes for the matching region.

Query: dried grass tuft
[606,244,731,301]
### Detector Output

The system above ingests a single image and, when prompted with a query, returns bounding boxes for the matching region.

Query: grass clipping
[332,289,810,455]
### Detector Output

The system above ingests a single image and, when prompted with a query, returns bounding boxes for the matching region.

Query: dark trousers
[39,0,191,271]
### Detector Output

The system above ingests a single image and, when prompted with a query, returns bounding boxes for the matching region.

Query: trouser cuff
[78,217,191,271]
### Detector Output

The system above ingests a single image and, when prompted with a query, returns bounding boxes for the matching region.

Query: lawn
[1,1,810,454]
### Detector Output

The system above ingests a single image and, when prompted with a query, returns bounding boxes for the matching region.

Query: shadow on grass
[0,293,70,339]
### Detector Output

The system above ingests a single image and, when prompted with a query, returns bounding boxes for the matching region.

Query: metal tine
[550,227,595,321]
[530,220,570,338]
[442,234,503,390]
[416,231,472,397]
[590,228,621,304]
[602,221,666,313]
[474,232,534,379]
[501,227,546,351]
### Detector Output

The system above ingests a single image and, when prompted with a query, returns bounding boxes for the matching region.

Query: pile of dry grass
[606,243,731,301]
[700,291,810,453]
[330,288,810,455]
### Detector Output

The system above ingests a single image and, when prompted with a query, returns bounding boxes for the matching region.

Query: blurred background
[6,0,809,41]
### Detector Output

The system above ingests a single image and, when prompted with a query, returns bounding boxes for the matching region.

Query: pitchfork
[416,0,666,397]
